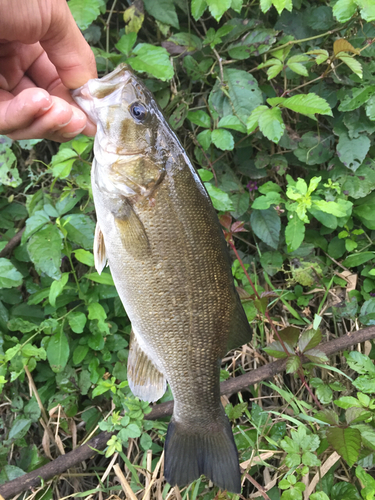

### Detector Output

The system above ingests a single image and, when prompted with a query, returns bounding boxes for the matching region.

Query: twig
[2,327,375,499]
[244,473,271,500]
[0,227,25,258]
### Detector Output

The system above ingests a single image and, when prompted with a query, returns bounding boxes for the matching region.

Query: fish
[71,64,252,494]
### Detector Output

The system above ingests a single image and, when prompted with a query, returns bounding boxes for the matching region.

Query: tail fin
[164,414,241,494]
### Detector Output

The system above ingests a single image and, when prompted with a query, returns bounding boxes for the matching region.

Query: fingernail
[41,101,53,112]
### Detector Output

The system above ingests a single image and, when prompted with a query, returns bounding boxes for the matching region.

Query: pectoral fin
[94,224,107,275]
[226,296,253,353]
[114,202,151,258]
[127,329,167,403]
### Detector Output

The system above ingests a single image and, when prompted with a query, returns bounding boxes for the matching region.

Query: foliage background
[1,0,375,498]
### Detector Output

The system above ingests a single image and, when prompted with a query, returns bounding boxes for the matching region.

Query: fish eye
[130,102,147,121]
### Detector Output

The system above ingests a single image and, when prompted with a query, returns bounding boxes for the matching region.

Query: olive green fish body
[72,64,252,493]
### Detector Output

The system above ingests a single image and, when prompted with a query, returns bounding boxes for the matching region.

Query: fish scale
[72,64,252,493]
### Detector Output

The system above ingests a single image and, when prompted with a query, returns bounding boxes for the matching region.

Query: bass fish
[72,64,252,493]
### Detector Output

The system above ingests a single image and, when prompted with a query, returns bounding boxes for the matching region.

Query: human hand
[0,0,97,142]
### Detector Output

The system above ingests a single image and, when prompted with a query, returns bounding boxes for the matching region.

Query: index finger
[40,1,97,89]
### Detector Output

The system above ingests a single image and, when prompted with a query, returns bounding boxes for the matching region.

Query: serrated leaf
[204,183,233,211]
[338,86,375,112]
[68,0,103,30]
[281,93,332,116]
[187,110,211,128]
[286,355,301,373]
[47,331,70,373]
[264,341,292,358]
[285,215,305,252]
[246,105,268,133]
[206,0,231,21]
[250,207,280,249]
[191,0,207,19]
[334,39,360,56]
[115,33,137,56]
[258,107,285,143]
[299,329,321,352]
[357,0,375,21]
[61,214,95,250]
[218,115,247,133]
[267,62,284,79]
[333,0,357,22]
[0,142,21,188]
[338,54,363,79]
[27,225,63,280]
[287,62,309,76]
[211,129,234,150]
[129,44,174,81]
[304,349,329,363]
[326,426,361,467]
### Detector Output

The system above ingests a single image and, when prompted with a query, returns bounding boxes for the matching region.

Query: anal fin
[94,223,107,275]
[127,329,167,403]
[226,295,253,353]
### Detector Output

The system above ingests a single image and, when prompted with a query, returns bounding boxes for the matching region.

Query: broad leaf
[326,427,360,466]
[129,44,174,81]
[0,258,23,289]
[47,331,70,373]
[27,225,63,280]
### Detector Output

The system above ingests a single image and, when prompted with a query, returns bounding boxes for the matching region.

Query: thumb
[40,1,97,89]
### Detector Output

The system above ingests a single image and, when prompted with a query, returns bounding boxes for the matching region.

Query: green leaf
[250,207,281,249]
[342,252,375,267]
[74,249,95,267]
[287,62,309,76]
[206,0,231,21]
[211,129,234,150]
[187,110,211,128]
[68,311,87,334]
[61,214,95,250]
[357,0,375,20]
[73,345,89,365]
[0,258,23,288]
[298,329,321,352]
[143,0,179,28]
[252,192,282,209]
[115,33,137,56]
[228,28,278,61]
[333,0,357,22]
[22,210,50,243]
[285,215,305,252]
[0,141,21,188]
[274,93,333,116]
[258,107,285,143]
[198,169,214,182]
[204,183,234,211]
[338,86,375,112]
[338,54,363,78]
[312,200,351,217]
[51,146,78,179]
[47,331,70,373]
[264,341,291,358]
[68,0,103,30]
[191,0,207,20]
[27,225,63,280]
[246,105,268,133]
[218,115,247,133]
[210,69,263,124]
[336,133,370,172]
[356,465,375,500]
[326,427,360,467]
[87,271,114,286]
[129,44,174,81]
[8,418,32,441]
[196,130,212,151]
[49,273,69,308]
[286,355,301,373]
